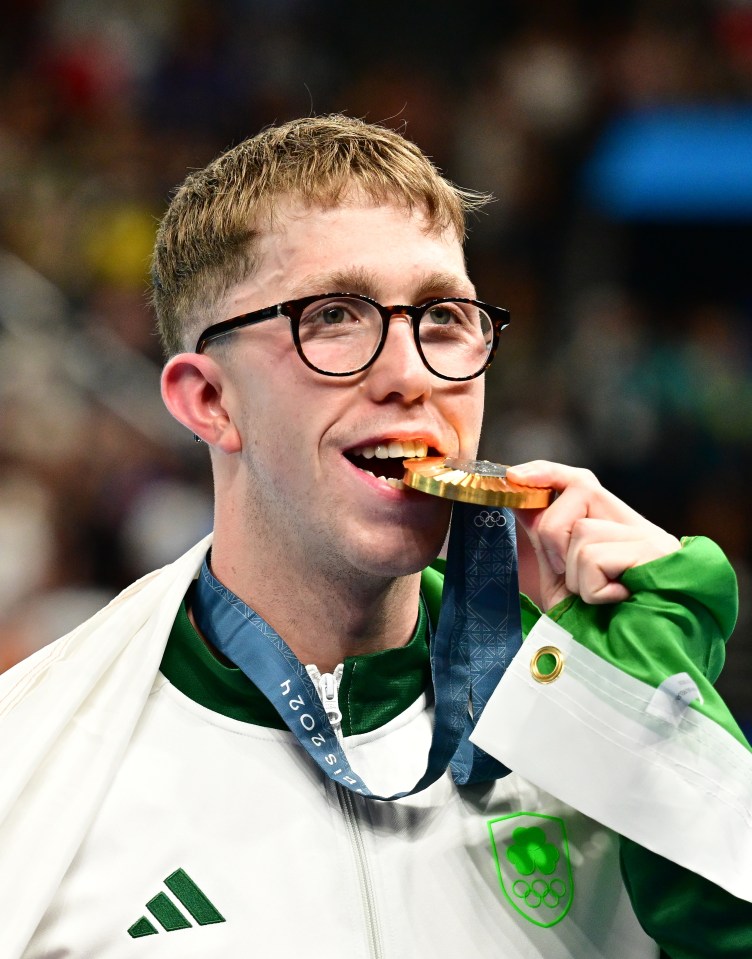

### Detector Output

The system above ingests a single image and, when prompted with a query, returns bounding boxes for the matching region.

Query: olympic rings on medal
[474,510,507,528]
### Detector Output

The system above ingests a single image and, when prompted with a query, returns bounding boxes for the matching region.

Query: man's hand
[506,461,681,611]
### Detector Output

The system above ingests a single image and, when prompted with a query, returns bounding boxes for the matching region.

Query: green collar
[160,565,447,736]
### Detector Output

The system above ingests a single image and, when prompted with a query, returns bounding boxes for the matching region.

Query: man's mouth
[344,439,440,489]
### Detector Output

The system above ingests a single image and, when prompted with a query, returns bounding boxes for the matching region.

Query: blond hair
[152,114,489,356]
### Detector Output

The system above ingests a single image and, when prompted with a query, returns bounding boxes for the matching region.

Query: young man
[1,116,749,957]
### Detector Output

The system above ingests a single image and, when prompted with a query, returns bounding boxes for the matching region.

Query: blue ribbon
[193,501,521,799]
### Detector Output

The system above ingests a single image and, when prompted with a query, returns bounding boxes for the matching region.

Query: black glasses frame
[195,293,510,382]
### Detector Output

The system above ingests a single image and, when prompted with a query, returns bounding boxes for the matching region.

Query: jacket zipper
[306,664,345,741]
[307,664,384,959]
[337,782,384,958]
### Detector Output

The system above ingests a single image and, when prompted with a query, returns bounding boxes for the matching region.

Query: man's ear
[161,353,241,453]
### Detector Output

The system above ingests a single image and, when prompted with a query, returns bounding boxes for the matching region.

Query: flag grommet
[531,646,564,684]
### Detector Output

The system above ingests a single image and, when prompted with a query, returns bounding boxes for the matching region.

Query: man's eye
[303,303,360,327]
[321,307,347,324]
[427,305,462,325]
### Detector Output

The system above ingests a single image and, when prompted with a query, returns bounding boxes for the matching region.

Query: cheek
[454,383,485,451]
[225,349,300,437]
[234,375,327,472]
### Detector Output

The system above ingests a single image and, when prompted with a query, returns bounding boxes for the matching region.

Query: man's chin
[350,530,449,580]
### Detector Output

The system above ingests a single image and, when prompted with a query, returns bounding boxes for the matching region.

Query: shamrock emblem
[488,812,574,928]
[506,826,560,876]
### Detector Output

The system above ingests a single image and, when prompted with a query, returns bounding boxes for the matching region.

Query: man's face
[213,195,485,581]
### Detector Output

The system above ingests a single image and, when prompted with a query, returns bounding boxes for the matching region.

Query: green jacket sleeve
[620,838,752,958]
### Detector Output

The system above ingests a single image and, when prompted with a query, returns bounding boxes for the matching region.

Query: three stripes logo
[127,868,226,938]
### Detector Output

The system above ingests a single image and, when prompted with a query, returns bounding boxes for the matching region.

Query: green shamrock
[506,826,560,876]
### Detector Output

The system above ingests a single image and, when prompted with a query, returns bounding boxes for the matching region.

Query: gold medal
[402,457,554,509]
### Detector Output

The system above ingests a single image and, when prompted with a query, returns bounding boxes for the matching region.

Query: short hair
[151,115,490,357]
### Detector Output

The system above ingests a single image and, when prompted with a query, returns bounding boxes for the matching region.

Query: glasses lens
[295,296,382,374]
[418,301,493,378]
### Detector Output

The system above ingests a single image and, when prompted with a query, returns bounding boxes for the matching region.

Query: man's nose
[363,314,433,403]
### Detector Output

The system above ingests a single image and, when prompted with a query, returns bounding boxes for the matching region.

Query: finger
[507,460,597,491]
[567,517,681,573]
[510,462,680,609]
[566,540,635,604]
[566,518,641,591]
[527,486,595,575]
[513,505,561,568]
[515,479,661,577]
[508,461,643,526]
[566,531,679,605]
[569,517,657,553]
[514,513,569,610]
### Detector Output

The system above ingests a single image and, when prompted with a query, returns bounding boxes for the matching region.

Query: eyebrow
[288,268,477,304]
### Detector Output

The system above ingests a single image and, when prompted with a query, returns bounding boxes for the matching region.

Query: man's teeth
[357,471,405,489]
[352,440,428,460]
[348,440,430,488]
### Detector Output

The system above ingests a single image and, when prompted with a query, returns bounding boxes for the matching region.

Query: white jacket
[0,535,749,957]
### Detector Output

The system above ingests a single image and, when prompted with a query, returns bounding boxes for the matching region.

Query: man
[1,115,749,957]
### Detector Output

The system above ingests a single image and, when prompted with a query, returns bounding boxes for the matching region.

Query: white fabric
[25,670,656,957]
[0,535,212,957]
[471,614,752,903]
[0,534,745,955]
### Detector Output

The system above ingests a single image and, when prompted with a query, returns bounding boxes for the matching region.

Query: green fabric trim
[549,536,749,751]
[339,597,428,737]
[620,838,752,957]
[421,560,445,627]
[520,592,543,636]
[161,601,284,729]
[160,578,433,736]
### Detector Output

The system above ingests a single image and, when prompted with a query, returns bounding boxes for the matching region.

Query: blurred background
[0,0,750,734]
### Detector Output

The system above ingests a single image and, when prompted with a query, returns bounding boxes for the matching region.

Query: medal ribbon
[193,502,521,798]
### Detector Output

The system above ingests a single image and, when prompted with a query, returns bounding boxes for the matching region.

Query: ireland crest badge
[487,812,574,928]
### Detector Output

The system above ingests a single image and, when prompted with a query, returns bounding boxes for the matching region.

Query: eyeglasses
[195,293,510,382]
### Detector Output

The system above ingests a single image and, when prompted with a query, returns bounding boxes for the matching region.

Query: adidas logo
[128,868,226,938]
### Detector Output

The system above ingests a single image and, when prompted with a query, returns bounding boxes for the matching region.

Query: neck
[207,535,423,674]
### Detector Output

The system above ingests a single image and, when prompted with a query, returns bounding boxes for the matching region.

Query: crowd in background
[0,0,750,731]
